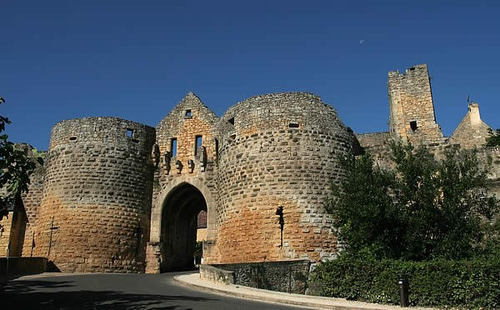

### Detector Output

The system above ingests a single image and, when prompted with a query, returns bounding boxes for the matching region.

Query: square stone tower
[388,64,444,145]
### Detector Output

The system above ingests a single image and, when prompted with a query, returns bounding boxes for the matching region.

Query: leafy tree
[325,153,401,258]
[326,141,499,261]
[0,97,37,220]
[485,129,500,147]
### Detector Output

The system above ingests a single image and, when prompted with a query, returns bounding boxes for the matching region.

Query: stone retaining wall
[208,259,311,294]
[199,264,235,285]
[0,257,47,277]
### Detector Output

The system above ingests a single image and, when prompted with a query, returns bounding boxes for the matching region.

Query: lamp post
[399,275,409,307]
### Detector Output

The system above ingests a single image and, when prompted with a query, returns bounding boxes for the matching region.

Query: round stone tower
[210,92,355,264]
[33,117,155,272]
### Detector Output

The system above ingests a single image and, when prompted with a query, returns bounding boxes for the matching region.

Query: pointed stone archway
[160,183,206,271]
[146,177,216,273]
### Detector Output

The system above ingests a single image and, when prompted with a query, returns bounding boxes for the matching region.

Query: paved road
[1,272,308,310]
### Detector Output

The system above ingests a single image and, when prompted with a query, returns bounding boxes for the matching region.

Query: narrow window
[195,135,202,155]
[197,210,207,229]
[289,123,299,128]
[126,128,134,138]
[410,121,418,132]
[170,138,177,157]
[185,110,192,118]
[69,136,77,141]
[228,117,234,125]
[215,138,219,158]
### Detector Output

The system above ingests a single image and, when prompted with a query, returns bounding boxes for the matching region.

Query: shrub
[311,252,500,308]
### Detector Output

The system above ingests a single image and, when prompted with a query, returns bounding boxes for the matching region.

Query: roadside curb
[173,273,432,310]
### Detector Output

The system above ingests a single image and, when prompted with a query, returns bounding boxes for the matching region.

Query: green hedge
[310,253,500,308]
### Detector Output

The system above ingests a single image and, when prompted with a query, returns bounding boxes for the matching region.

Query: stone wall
[147,93,219,273]
[199,264,235,285]
[359,66,499,197]
[212,259,311,294]
[0,204,27,257]
[209,92,355,264]
[356,132,390,149]
[0,212,14,256]
[0,257,47,278]
[449,103,495,149]
[152,93,218,236]
[32,117,155,272]
[357,136,500,198]
[8,205,26,257]
[479,147,500,197]
[0,145,44,258]
[21,150,46,257]
[388,64,445,144]
[155,93,219,173]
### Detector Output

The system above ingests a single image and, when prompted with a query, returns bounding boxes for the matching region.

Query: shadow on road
[2,279,215,310]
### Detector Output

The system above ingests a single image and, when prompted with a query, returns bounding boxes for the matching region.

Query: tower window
[195,135,202,155]
[410,121,418,132]
[228,117,235,125]
[185,110,192,118]
[215,138,219,158]
[170,138,177,157]
[126,129,134,138]
[289,122,299,128]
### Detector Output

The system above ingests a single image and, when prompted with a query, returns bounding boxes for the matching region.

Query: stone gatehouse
[0,64,498,273]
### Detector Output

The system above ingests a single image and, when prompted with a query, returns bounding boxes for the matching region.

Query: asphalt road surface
[1,272,309,310]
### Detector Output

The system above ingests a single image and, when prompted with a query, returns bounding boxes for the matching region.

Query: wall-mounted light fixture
[276,206,284,247]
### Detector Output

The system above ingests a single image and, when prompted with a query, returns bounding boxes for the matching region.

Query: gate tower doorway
[160,183,207,271]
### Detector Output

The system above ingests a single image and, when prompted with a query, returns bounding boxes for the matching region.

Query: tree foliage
[0,97,37,219]
[485,129,500,147]
[326,141,499,261]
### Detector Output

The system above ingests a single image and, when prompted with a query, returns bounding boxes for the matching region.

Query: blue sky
[1,0,499,150]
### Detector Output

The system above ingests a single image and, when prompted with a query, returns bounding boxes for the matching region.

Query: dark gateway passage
[161,183,206,271]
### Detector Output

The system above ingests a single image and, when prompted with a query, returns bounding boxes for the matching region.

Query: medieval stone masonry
[388,64,445,145]
[1,64,498,273]
[32,118,156,272]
